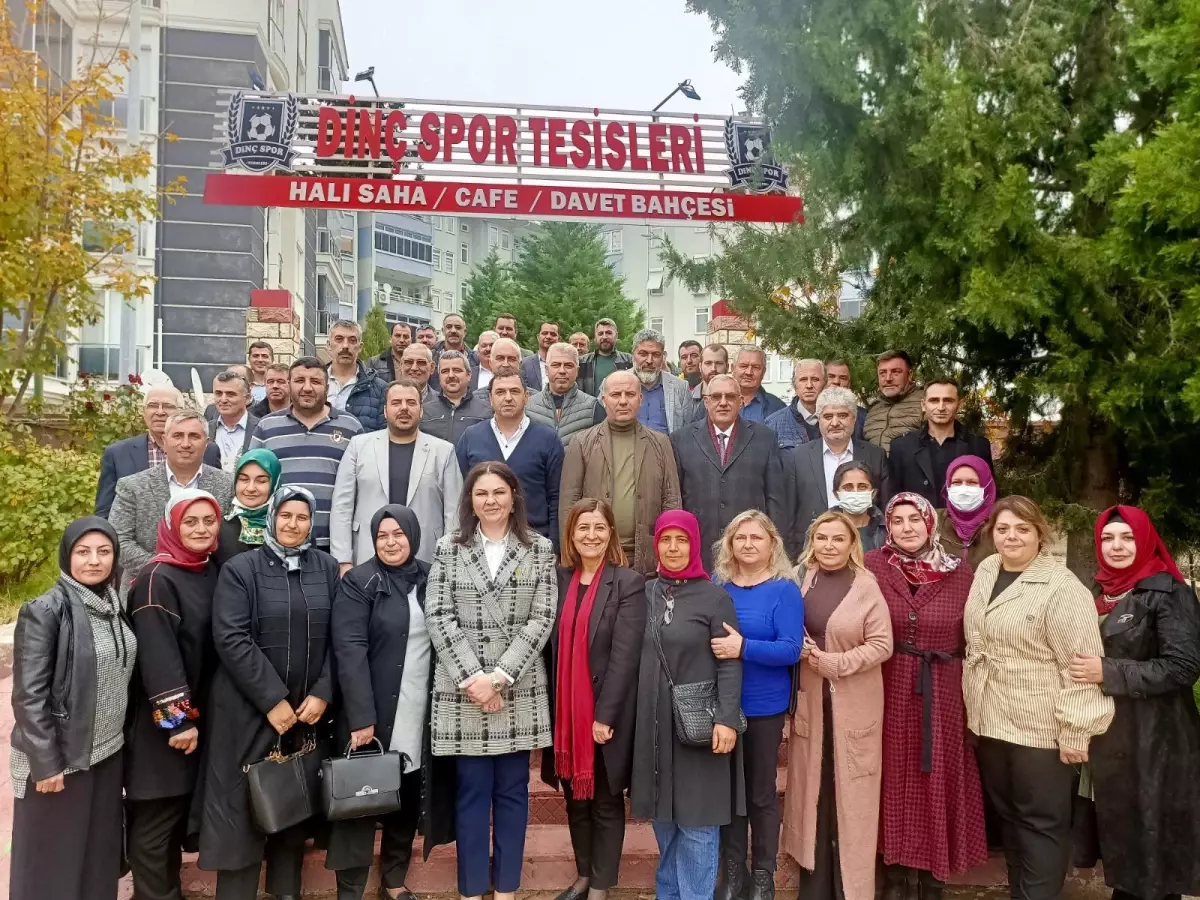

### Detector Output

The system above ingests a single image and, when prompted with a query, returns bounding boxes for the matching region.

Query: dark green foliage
[361,303,390,360]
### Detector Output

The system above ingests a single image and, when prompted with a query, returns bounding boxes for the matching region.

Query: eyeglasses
[145,403,178,412]
[663,587,675,626]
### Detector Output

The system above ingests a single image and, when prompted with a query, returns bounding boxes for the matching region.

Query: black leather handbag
[244,733,322,835]
[319,739,404,822]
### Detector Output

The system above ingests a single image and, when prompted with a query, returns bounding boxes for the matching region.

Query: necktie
[718,433,728,465]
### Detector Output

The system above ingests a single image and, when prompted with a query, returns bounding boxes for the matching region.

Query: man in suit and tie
[330,379,462,572]
[671,374,789,572]
[95,385,221,517]
[207,370,260,471]
[519,321,560,392]
[109,409,233,585]
[789,385,892,555]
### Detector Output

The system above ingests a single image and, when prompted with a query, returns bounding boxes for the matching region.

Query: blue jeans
[652,822,720,900]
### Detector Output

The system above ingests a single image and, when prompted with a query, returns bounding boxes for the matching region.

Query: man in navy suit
[95,385,220,517]
[519,321,560,392]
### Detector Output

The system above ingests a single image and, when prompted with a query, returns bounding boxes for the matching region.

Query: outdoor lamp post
[652,79,702,112]
[354,66,380,97]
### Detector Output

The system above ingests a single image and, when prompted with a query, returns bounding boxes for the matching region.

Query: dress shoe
[747,868,774,900]
[554,884,588,900]
[918,869,944,900]
[715,857,748,900]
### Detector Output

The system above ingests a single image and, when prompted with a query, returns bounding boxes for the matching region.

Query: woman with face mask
[831,461,887,552]
[865,494,987,900]
[124,490,222,900]
[10,516,136,900]
[198,485,340,900]
[216,449,282,567]
[1068,506,1200,900]
[939,456,996,568]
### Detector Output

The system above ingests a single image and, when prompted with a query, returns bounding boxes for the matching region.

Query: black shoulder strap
[645,582,675,689]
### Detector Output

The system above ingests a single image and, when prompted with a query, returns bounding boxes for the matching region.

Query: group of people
[11,313,1200,900]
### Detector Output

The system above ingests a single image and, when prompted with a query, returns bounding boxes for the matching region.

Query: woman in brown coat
[782,510,893,900]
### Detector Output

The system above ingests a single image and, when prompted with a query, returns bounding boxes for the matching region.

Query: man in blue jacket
[325,318,387,431]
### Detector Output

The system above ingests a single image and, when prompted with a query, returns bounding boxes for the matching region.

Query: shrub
[60,372,145,453]
[0,426,100,589]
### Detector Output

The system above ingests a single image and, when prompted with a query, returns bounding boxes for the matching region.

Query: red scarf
[554,565,605,799]
[148,491,220,572]
[1093,505,1183,613]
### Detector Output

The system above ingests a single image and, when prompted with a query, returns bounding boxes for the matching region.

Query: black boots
[715,857,748,900]
[746,868,774,900]
[917,869,945,900]
[882,865,914,900]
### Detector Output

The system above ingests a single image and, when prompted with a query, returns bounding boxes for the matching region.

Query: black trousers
[976,737,1074,900]
[215,821,308,900]
[563,747,627,889]
[330,773,423,900]
[798,688,845,900]
[127,794,192,900]
[10,750,125,900]
[721,712,784,872]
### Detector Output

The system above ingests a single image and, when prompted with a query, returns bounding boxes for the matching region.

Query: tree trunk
[1061,400,1120,581]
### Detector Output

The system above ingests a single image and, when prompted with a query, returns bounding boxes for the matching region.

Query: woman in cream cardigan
[963,496,1113,900]
[781,510,893,900]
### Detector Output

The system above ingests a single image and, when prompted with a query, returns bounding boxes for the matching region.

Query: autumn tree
[0,0,184,410]
[671,0,1200,568]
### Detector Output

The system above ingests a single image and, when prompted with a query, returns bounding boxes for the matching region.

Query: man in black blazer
[671,374,790,572]
[96,385,220,517]
[789,385,892,555]
[889,376,993,507]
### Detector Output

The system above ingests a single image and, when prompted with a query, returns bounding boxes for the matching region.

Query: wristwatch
[488,672,505,693]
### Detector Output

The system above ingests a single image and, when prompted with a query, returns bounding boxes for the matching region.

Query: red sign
[203,174,804,224]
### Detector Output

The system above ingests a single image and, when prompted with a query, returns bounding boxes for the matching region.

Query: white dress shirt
[822,440,855,507]
[328,370,356,410]
[477,368,493,391]
[214,412,248,471]
[166,466,202,501]
[490,415,531,460]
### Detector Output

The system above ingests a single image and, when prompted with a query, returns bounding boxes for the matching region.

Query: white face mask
[947,485,986,512]
[837,491,874,515]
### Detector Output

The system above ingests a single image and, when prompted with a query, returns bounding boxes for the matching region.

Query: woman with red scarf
[866,493,987,900]
[543,499,646,900]
[1069,506,1200,900]
[124,489,222,900]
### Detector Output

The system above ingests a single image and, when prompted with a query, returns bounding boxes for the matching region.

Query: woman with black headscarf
[197,485,340,900]
[10,516,137,900]
[325,505,455,900]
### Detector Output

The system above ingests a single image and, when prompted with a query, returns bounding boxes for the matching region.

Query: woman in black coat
[214,448,281,568]
[542,499,646,900]
[125,489,222,900]
[325,505,455,900]
[197,485,340,900]
[1071,505,1200,900]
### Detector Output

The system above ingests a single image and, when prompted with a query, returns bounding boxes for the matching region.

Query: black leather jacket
[11,581,107,780]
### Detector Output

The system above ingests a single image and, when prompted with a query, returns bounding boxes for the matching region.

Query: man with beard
[327,319,387,431]
[678,340,703,388]
[670,373,789,571]
[630,328,692,434]
[765,359,826,450]
[331,379,461,571]
[789,385,891,554]
[371,322,413,383]
[96,385,221,517]
[520,321,560,391]
[250,357,364,549]
[525,342,605,445]
[250,363,291,418]
[863,349,924,453]
[422,350,492,444]
[455,372,564,549]
[578,317,632,395]
[689,342,730,421]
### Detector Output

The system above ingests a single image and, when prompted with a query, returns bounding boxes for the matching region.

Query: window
[777,356,792,382]
[317,228,332,254]
[500,230,511,251]
[488,225,499,248]
[602,230,623,254]
[268,0,286,53]
[648,226,666,244]
[444,252,455,275]
[431,289,442,311]
[460,242,469,265]
[432,248,442,271]
[647,270,665,295]
[445,291,454,311]
[295,5,307,90]
[692,255,709,295]
[650,317,664,334]
[458,220,467,233]
[373,223,433,263]
[317,30,333,92]
[695,306,709,334]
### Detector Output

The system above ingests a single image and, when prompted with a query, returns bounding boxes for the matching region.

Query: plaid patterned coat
[425,530,558,756]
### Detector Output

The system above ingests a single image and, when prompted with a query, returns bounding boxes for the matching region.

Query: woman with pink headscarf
[938,455,997,569]
[630,510,746,900]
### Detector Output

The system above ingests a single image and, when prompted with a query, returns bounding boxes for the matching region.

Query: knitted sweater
[721,578,804,717]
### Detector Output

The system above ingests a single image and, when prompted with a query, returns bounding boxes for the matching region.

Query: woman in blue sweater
[711,510,805,900]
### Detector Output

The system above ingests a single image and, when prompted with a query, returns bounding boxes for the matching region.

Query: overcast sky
[340,0,746,115]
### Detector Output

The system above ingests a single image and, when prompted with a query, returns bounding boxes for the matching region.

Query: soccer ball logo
[246,113,275,141]
[743,137,765,160]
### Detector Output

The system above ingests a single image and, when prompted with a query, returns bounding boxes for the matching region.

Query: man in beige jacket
[559,369,681,576]
[863,349,924,453]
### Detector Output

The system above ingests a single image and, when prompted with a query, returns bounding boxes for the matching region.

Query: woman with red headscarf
[124,489,222,900]
[1070,506,1200,900]
[630,510,745,900]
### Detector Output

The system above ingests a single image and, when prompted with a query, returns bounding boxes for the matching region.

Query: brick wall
[246,307,301,364]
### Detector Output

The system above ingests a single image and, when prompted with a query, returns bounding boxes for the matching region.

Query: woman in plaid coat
[426,461,558,900]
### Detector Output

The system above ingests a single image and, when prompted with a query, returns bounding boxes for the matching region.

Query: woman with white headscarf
[197,485,341,900]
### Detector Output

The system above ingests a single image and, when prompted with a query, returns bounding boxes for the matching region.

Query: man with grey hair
[471,329,499,394]
[671,373,789,570]
[578,317,632,395]
[472,337,532,401]
[525,342,605,445]
[732,345,786,422]
[96,384,221,517]
[326,318,387,430]
[208,370,259,471]
[765,359,826,450]
[631,328,692,434]
[789,385,891,554]
[110,408,233,583]
[400,342,437,402]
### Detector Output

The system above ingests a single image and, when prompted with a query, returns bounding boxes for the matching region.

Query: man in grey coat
[631,328,693,434]
[330,380,462,570]
[110,409,234,586]
[525,342,604,446]
[789,385,892,555]
[671,374,790,572]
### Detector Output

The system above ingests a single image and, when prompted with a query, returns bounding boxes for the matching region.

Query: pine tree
[461,248,516,344]
[360,303,389,360]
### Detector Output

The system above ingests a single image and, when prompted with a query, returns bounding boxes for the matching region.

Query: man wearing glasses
[95,385,221,517]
